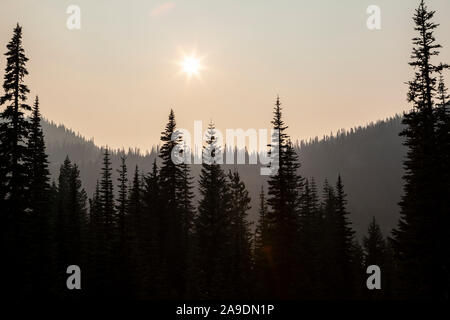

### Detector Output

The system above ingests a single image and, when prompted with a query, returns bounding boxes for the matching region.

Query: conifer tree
[26,96,52,294]
[27,96,50,214]
[54,156,87,296]
[363,217,386,267]
[0,24,31,216]
[99,147,115,224]
[195,122,232,298]
[254,186,268,257]
[254,186,270,298]
[265,97,303,298]
[157,110,186,297]
[392,0,449,299]
[298,178,321,297]
[333,175,355,297]
[363,217,389,299]
[89,180,101,221]
[116,155,128,239]
[128,165,143,218]
[435,71,450,295]
[177,158,195,297]
[0,26,32,293]
[90,148,116,296]
[317,179,337,298]
[227,170,253,298]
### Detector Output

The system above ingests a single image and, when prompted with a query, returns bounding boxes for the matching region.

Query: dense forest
[42,115,405,238]
[0,0,449,300]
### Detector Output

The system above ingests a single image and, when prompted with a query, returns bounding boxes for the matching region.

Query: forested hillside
[42,115,405,236]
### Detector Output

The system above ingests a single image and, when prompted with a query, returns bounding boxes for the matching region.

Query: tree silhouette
[265,97,303,298]
[392,0,449,299]
[195,122,232,299]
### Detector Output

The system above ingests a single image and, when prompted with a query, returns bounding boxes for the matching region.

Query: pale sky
[1,0,449,151]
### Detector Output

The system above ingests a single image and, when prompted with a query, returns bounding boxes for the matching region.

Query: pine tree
[334,175,356,297]
[54,156,87,297]
[99,147,115,224]
[435,70,450,297]
[254,186,268,257]
[157,110,189,297]
[363,217,389,299]
[128,165,143,218]
[0,23,31,215]
[195,121,232,299]
[0,26,32,293]
[27,96,50,214]
[298,178,321,297]
[254,186,270,298]
[90,148,116,296]
[127,164,148,297]
[114,155,129,295]
[227,170,253,298]
[26,95,52,294]
[177,159,195,297]
[89,180,101,220]
[363,217,386,267]
[317,179,336,298]
[265,96,303,298]
[116,155,128,239]
[392,0,449,299]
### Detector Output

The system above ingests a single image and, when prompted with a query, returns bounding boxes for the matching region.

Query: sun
[180,54,202,78]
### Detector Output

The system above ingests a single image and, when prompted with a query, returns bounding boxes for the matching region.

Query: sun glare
[181,55,201,78]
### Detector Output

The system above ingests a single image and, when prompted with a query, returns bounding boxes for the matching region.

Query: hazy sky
[1,0,449,150]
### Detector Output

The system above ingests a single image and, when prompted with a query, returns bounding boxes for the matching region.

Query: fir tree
[363,217,386,267]
[265,96,303,298]
[54,156,87,297]
[333,175,355,297]
[116,155,128,239]
[99,147,115,224]
[254,186,270,298]
[195,121,232,299]
[26,96,52,294]
[254,186,268,257]
[26,96,50,215]
[227,170,253,298]
[392,0,449,299]
[90,148,116,296]
[0,24,31,216]
[157,110,191,297]
[363,217,389,299]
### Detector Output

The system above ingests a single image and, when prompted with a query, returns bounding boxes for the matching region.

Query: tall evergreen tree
[195,122,232,299]
[26,96,50,214]
[265,96,303,298]
[26,95,52,294]
[54,156,87,297]
[435,70,450,297]
[89,148,116,296]
[227,170,253,298]
[0,23,31,215]
[333,175,356,297]
[177,157,195,297]
[298,177,321,297]
[392,0,449,299]
[157,110,189,297]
